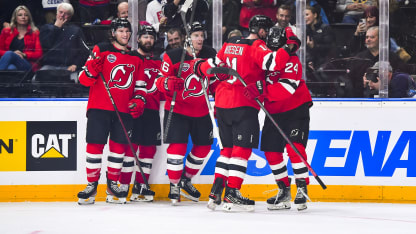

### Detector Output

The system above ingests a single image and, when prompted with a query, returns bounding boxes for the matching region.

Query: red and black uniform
[261,53,313,186]
[199,36,291,190]
[78,42,146,182]
[119,52,163,186]
[156,45,217,185]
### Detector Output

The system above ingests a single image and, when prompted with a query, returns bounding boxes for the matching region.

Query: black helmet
[189,21,204,34]
[138,24,157,39]
[110,18,132,33]
[249,15,273,34]
[267,26,287,51]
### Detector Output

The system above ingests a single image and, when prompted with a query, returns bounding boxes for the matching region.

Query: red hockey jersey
[264,54,312,114]
[158,45,217,117]
[79,42,147,114]
[213,37,290,110]
[131,51,163,111]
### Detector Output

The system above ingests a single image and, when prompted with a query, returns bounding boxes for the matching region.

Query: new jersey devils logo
[108,64,135,89]
[182,74,207,99]
[144,68,159,94]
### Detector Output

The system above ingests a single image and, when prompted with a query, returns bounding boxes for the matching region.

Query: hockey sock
[265,151,290,187]
[119,143,138,185]
[287,143,310,185]
[166,143,187,184]
[184,145,211,178]
[227,146,252,189]
[214,147,232,187]
[135,145,157,184]
[86,143,105,182]
[107,140,126,181]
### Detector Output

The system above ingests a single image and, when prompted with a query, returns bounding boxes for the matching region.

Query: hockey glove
[83,56,104,78]
[165,76,184,92]
[191,58,206,78]
[285,27,301,53]
[243,80,266,100]
[214,62,231,81]
[128,95,146,118]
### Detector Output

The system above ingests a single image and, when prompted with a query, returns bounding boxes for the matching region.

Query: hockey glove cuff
[128,95,146,118]
[243,80,266,100]
[191,58,206,78]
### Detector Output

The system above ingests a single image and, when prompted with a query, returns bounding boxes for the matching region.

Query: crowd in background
[0,0,416,98]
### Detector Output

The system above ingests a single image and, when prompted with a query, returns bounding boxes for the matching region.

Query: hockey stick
[163,0,196,142]
[179,1,223,149]
[207,67,327,190]
[80,39,150,189]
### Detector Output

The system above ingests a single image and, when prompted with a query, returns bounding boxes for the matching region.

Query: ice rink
[1,201,415,234]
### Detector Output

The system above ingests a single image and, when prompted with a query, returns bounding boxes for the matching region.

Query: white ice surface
[1,201,415,234]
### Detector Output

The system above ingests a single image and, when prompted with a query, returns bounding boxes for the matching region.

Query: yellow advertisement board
[0,122,26,171]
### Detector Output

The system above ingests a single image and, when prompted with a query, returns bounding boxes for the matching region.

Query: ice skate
[130,181,155,202]
[294,179,311,211]
[179,175,200,202]
[267,178,292,210]
[168,183,180,205]
[222,186,255,212]
[77,181,98,205]
[106,179,127,204]
[207,177,224,210]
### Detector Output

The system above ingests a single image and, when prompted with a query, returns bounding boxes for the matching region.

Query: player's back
[215,37,268,110]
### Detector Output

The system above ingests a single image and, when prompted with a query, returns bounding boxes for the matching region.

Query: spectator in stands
[221,0,241,42]
[0,5,42,72]
[117,1,129,18]
[355,26,416,75]
[274,4,296,32]
[363,61,416,98]
[42,0,70,24]
[239,0,278,37]
[160,27,184,59]
[350,5,379,54]
[38,2,88,82]
[78,0,110,24]
[305,5,335,71]
[227,29,242,39]
[163,0,209,30]
[336,0,376,24]
[146,0,168,33]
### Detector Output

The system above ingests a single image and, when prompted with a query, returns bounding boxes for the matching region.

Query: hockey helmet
[267,26,287,51]
[189,21,205,34]
[138,24,157,39]
[249,15,274,34]
[110,17,132,33]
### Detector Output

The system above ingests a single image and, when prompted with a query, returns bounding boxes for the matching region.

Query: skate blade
[222,202,254,212]
[180,191,199,202]
[296,203,307,211]
[267,201,291,210]
[170,199,180,206]
[207,199,219,210]
[106,195,127,204]
[130,194,154,202]
[77,197,95,205]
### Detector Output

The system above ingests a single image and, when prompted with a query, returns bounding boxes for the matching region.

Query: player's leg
[222,107,259,212]
[78,109,111,205]
[105,112,134,204]
[286,104,311,211]
[130,145,157,202]
[261,113,292,210]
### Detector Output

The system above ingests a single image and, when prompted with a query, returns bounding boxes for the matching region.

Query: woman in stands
[0,5,42,72]
[305,5,335,71]
[351,6,379,54]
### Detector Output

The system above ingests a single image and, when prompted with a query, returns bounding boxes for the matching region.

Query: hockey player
[244,26,312,211]
[155,21,217,204]
[77,18,147,205]
[193,15,300,211]
[118,24,163,202]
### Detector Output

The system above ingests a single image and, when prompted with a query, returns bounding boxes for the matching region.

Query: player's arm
[78,45,103,87]
[155,54,184,95]
[266,58,303,101]
[129,58,148,118]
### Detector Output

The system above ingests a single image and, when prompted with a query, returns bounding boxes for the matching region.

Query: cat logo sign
[26,121,77,171]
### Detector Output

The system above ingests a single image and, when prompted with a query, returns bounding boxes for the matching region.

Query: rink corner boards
[1,184,416,203]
